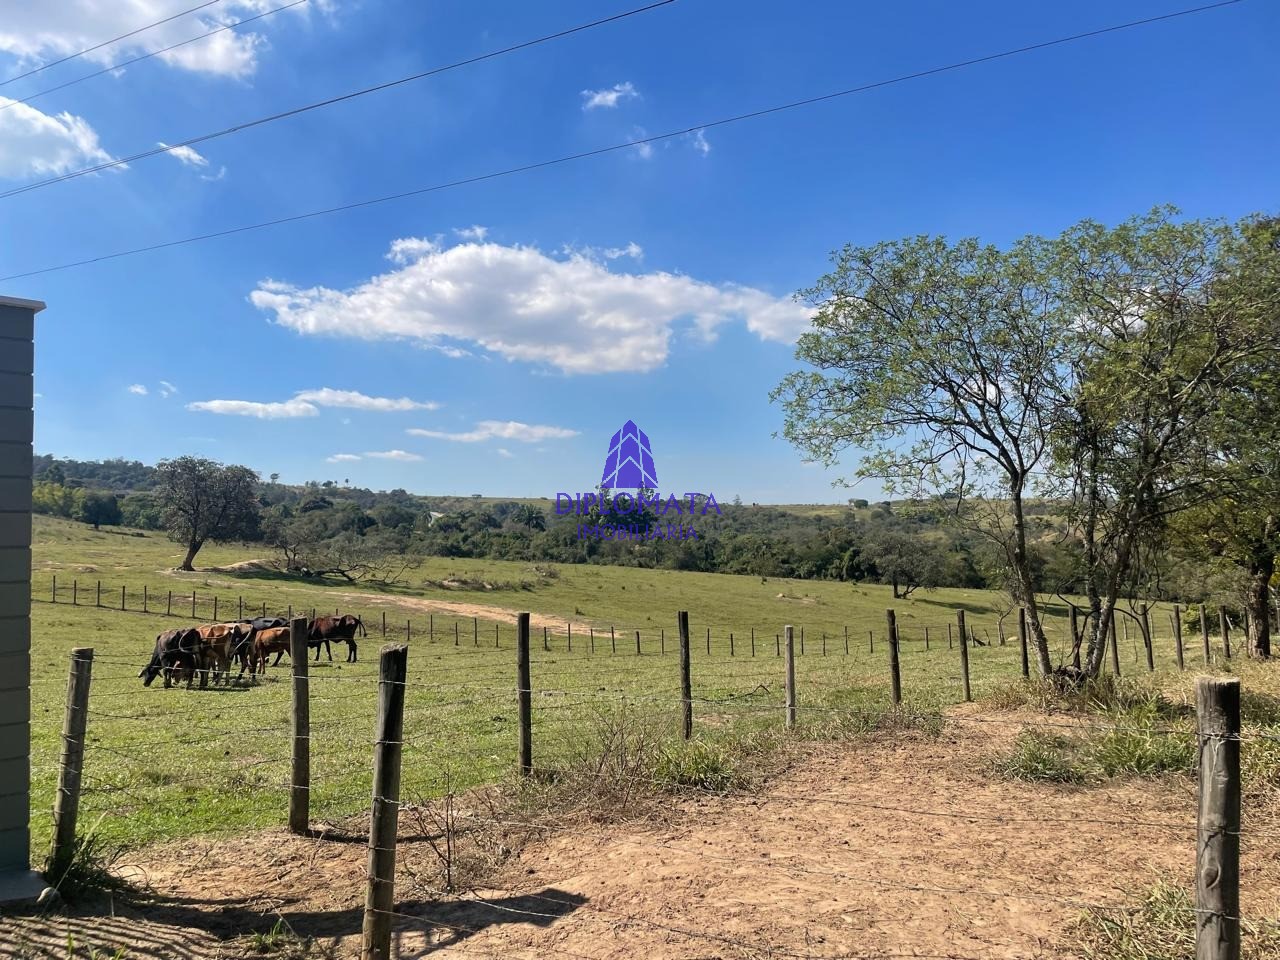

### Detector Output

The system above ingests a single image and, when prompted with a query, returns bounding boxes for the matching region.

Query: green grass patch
[996,731,1087,784]
[1073,880,1280,960]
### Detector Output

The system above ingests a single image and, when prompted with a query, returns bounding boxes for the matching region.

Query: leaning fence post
[289,617,310,834]
[784,625,796,729]
[361,643,408,960]
[51,647,94,873]
[957,610,971,702]
[1220,608,1232,661]
[516,613,532,776]
[886,609,901,706]
[1018,607,1029,679]
[1141,603,1155,673]
[1196,676,1241,960]
[678,611,692,740]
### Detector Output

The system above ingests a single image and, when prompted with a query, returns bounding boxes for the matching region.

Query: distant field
[26,516,1193,857]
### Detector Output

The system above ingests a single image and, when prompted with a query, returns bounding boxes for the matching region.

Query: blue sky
[2,0,1277,503]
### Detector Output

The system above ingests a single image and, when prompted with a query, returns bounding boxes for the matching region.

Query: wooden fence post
[361,643,409,960]
[289,617,310,834]
[191,590,196,618]
[887,610,901,706]
[775,633,780,656]
[1173,605,1185,671]
[407,620,411,642]
[118,584,124,611]
[869,630,874,654]
[611,625,616,655]
[1110,615,1121,676]
[495,623,500,648]
[706,627,710,656]
[924,626,929,651]
[165,589,171,616]
[678,611,692,740]
[51,574,56,603]
[589,626,594,653]
[1195,676,1241,960]
[381,611,386,637]
[784,625,796,729]
[143,583,147,613]
[50,648,93,872]
[1018,607,1029,680]
[1141,604,1155,673]
[1070,606,1081,670]
[454,621,459,646]
[957,610,971,702]
[72,579,77,606]
[95,580,101,607]
[1220,608,1232,660]
[821,632,826,657]
[429,613,433,640]
[844,626,848,655]
[213,594,218,622]
[730,632,734,657]
[543,626,549,652]
[568,622,572,652]
[474,617,478,647]
[1201,603,1212,664]
[800,626,805,656]
[635,630,641,656]
[948,622,953,649]
[658,627,662,655]
[239,596,244,620]
[516,613,532,777]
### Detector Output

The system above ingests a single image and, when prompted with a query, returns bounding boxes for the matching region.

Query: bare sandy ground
[6,715,1278,959]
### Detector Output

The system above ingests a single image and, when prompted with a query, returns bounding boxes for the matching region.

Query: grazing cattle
[308,614,366,663]
[139,628,203,689]
[196,623,254,685]
[249,626,294,677]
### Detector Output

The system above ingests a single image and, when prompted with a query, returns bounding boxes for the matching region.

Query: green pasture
[26,517,1205,856]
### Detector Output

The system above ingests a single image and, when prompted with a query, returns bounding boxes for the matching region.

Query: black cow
[139,628,204,688]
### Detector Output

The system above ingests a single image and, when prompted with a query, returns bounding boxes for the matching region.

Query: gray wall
[0,300,38,875]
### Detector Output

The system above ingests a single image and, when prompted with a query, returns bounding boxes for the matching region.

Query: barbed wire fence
[39,604,1260,960]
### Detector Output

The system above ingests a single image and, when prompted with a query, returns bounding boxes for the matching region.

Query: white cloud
[250,238,811,374]
[496,448,514,459]
[0,97,115,179]
[201,166,227,182]
[387,236,439,265]
[189,397,317,419]
[0,3,322,80]
[158,380,178,398]
[293,388,439,412]
[454,225,488,241]
[327,453,362,463]
[602,242,643,261]
[581,81,638,110]
[158,142,209,168]
[364,449,423,462]
[127,384,147,395]
[188,388,438,419]
[33,392,43,399]
[690,129,711,156]
[407,420,578,444]
[629,127,653,160]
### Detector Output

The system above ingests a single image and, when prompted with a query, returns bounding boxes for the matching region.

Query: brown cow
[249,626,293,677]
[308,614,366,662]
[196,623,254,685]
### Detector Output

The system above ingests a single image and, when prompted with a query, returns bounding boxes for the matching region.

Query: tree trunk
[179,540,202,572]
[1246,552,1273,659]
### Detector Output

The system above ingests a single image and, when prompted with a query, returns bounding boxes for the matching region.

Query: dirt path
[330,590,587,637]
[8,717,1279,959]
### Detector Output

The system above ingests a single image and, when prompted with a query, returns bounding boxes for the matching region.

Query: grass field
[26,516,1208,859]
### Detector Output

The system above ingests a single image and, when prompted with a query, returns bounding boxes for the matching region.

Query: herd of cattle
[139,614,367,688]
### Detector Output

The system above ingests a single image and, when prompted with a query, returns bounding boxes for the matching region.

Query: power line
[0,0,228,88]
[0,0,1246,283]
[0,0,679,201]
[0,0,310,114]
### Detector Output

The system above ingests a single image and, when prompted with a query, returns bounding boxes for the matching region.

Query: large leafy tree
[1053,211,1280,675]
[156,457,260,571]
[773,231,1070,675]
[775,208,1279,680]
